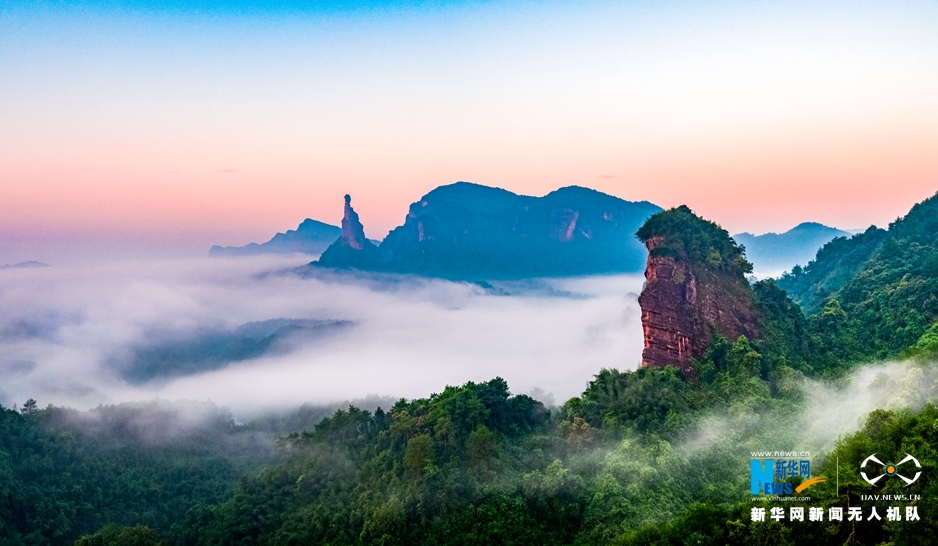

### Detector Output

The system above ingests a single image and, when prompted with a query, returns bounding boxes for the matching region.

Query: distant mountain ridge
[0,261,50,269]
[732,222,850,274]
[316,182,663,279]
[209,219,342,257]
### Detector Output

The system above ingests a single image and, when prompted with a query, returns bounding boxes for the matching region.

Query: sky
[2,0,937,263]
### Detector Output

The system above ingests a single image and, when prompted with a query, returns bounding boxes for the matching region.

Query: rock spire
[341,194,367,250]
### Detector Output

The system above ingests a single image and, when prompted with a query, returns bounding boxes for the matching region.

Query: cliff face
[638,236,707,373]
[637,206,762,375]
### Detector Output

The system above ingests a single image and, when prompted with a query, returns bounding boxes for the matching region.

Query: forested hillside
[779,191,938,364]
[777,226,887,314]
[0,402,275,546]
[33,335,935,546]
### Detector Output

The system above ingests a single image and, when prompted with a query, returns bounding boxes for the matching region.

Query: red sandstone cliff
[637,206,762,376]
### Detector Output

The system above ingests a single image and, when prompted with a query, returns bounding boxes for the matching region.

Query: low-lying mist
[0,255,645,416]
[680,358,938,464]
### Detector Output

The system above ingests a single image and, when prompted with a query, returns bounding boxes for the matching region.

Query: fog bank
[680,359,938,465]
[0,255,644,415]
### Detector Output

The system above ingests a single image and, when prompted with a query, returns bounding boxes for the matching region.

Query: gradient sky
[1,0,937,262]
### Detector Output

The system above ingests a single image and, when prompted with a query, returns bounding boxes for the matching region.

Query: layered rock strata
[637,206,762,375]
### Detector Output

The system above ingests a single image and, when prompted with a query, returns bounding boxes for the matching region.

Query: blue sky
[2,0,937,262]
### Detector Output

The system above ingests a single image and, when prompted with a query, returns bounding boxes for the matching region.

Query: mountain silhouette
[316,182,662,279]
[733,222,850,274]
[209,219,341,257]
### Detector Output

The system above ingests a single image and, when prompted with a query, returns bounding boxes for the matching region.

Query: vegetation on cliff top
[636,205,752,278]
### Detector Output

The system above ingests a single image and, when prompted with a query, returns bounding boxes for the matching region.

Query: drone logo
[860,453,922,487]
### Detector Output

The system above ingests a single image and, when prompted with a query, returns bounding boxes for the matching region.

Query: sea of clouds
[4,252,934,455]
[0,255,645,416]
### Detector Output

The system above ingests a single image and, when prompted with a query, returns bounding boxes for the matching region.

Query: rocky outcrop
[637,206,762,375]
[549,209,580,242]
[317,195,382,268]
[638,236,707,373]
[314,182,662,279]
[340,194,367,250]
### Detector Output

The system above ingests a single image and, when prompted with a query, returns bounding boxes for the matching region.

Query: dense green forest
[6,349,936,545]
[3,193,937,545]
[778,192,938,364]
[0,401,277,545]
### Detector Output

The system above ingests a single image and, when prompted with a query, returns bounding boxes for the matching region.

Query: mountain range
[316,182,662,279]
[7,189,938,546]
[207,183,852,281]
